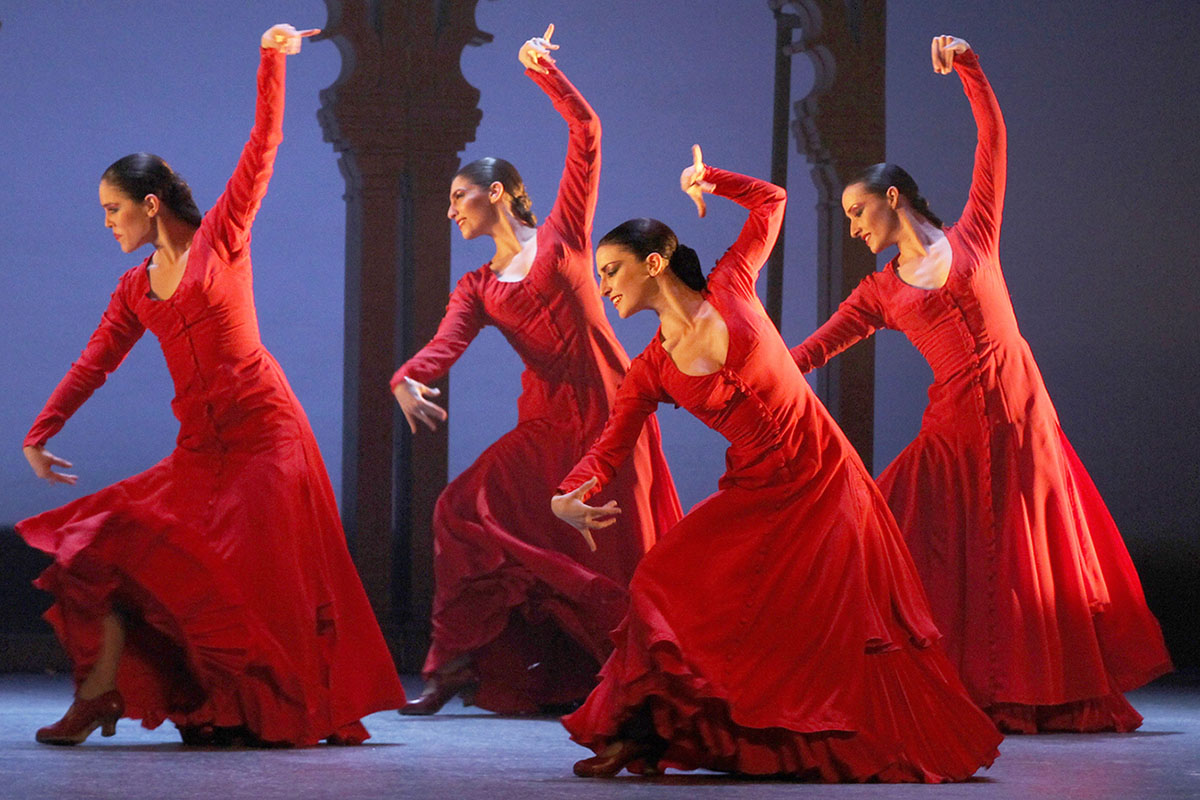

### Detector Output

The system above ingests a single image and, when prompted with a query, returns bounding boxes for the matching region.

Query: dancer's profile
[393,25,681,716]
[19,24,404,747]
[552,146,1001,781]
[790,35,1171,732]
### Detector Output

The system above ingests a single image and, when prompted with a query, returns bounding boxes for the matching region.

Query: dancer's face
[596,244,659,318]
[842,182,900,254]
[100,180,156,253]
[447,175,501,240]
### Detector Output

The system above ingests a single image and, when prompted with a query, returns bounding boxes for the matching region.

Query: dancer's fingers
[522,42,550,74]
[931,36,945,73]
[595,500,622,517]
[579,528,597,552]
[543,23,555,43]
[423,400,448,422]
[44,467,77,485]
[393,388,420,433]
[940,35,956,72]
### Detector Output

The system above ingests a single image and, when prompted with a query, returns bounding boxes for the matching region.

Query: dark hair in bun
[102,153,202,227]
[851,162,944,228]
[598,217,705,291]
[456,157,537,227]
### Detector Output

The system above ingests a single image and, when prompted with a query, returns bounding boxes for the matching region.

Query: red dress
[790,51,1171,732]
[559,168,1001,782]
[16,49,405,746]
[390,65,682,713]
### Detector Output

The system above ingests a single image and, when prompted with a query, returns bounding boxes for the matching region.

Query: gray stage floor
[0,674,1197,800]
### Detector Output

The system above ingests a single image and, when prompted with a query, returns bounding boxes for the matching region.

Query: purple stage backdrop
[1,1,1196,580]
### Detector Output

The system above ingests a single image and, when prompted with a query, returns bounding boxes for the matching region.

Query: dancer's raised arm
[204,24,317,264]
[685,146,786,300]
[522,24,602,259]
[937,37,1006,253]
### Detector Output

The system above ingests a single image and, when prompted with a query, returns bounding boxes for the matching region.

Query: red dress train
[559,168,1001,781]
[16,49,405,745]
[791,50,1171,732]
[390,64,682,713]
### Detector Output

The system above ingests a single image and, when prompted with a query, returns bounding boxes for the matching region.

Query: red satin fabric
[791,51,1171,732]
[391,65,681,713]
[17,50,404,745]
[560,168,1001,781]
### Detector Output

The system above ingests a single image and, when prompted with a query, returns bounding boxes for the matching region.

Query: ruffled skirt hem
[986,692,1145,734]
[424,597,616,714]
[563,624,1001,782]
[19,508,401,746]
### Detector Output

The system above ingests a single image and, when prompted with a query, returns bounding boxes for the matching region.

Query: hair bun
[668,244,706,292]
[456,156,537,227]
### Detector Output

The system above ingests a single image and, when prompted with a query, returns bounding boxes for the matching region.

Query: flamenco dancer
[19,25,404,746]
[393,26,681,715]
[790,36,1171,732]
[551,146,1001,781]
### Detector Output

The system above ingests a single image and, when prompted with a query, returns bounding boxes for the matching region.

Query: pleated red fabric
[17,49,404,745]
[790,50,1171,732]
[559,168,1001,781]
[391,65,682,713]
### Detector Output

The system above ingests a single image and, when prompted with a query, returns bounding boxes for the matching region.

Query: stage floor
[1,674,1197,799]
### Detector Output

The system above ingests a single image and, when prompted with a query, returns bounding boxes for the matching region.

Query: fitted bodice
[870,227,1051,434]
[24,49,297,455]
[394,64,633,433]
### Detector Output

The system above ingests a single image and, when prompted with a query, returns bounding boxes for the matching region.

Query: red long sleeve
[789,276,887,373]
[703,167,787,301]
[556,354,670,500]
[392,64,601,390]
[25,49,287,450]
[952,50,1006,254]
[557,168,784,500]
[790,50,1003,374]
[24,275,146,448]
[390,273,486,389]
[202,48,287,264]
[527,64,600,257]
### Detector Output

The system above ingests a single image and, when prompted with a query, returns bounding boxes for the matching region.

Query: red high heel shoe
[36,690,124,745]
[573,739,661,778]
[399,666,479,716]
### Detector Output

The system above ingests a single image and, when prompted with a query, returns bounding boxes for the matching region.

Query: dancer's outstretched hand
[931,35,971,74]
[393,376,448,434]
[551,477,622,552]
[261,24,320,55]
[681,144,715,218]
[519,24,559,74]
[24,445,78,486]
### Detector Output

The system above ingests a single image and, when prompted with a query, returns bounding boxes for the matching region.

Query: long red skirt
[424,415,678,712]
[880,424,1172,733]
[563,475,1002,781]
[17,434,405,745]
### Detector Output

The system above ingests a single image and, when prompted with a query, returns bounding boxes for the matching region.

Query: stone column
[781,0,885,471]
[318,0,490,668]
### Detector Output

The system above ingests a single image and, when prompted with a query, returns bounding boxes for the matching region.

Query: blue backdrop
[2,1,1196,577]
